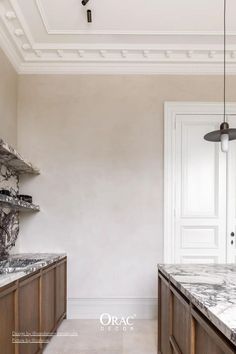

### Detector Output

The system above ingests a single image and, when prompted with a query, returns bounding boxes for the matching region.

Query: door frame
[164,102,236,263]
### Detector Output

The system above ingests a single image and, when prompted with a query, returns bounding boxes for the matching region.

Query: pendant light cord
[224,0,226,122]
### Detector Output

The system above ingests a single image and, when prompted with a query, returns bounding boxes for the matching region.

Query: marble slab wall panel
[0,163,19,256]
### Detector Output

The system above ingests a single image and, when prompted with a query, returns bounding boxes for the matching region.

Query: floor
[44,320,157,354]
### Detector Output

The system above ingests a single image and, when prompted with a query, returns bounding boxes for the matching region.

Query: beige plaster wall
[16,75,236,315]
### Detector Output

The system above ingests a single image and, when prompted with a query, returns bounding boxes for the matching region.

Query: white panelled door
[164,103,236,264]
[175,115,227,263]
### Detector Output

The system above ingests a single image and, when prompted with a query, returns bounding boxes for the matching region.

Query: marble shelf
[0,139,39,175]
[0,194,40,212]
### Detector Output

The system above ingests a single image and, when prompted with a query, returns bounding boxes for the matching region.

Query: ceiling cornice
[1,0,236,75]
[17,62,236,75]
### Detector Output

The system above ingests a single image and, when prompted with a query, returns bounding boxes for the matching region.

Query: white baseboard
[67,298,157,320]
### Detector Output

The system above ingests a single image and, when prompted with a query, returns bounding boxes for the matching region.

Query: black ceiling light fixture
[204,0,236,153]
[87,9,92,23]
[81,0,92,23]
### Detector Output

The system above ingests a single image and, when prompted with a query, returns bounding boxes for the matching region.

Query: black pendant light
[204,0,236,152]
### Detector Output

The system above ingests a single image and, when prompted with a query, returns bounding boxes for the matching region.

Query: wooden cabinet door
[55,260,66,324]
[0,286,15,354]
[170,286,190,354]
[19,274,40,354]
[158,274,170,354]
[192,309,235,354]
[195,324,225,354]
[41,266,56,336]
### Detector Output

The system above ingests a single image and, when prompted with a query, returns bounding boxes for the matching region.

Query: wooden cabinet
[41,265,56,337]
[0,257,67,354]
[55,260,66,324]
[41,258,67,347]
[170,286,190,354]
[19,273,41,354]
[0,285,16,354]
[158,274,169,354]
[158,271,236,354]
[192,308,235,354]
[158,274,190,354]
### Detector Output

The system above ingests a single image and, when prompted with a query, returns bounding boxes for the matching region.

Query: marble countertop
[158,264,236,347]
[0,253,66,288]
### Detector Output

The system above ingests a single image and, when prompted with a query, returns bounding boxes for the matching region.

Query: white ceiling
[1,0,236,74]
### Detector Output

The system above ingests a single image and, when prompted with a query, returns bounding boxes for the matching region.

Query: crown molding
[0,17,21,72]
[10,0,34,45]
[2,0,236,74]
[18,62,236,75]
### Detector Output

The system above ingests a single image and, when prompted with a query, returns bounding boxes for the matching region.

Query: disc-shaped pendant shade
[204,128,236,142]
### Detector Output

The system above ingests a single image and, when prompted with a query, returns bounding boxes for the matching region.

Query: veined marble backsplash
[0,164,19,257]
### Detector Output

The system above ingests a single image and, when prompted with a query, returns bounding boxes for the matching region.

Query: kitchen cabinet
[158,274,169,354]
[41,258,67,342]
[0,284,15,354]
[55,260,66,324]
[41,265,56,338]
[170,286,190,354]
[0,256,67,354]
[158,271,235,354]
[19,273,41,354]
[192,309,234,354]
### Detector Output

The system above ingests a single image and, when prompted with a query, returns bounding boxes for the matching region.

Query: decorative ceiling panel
[1,0,236,74]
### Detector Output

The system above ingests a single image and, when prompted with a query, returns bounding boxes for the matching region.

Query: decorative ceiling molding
[10,0,35,45]
[1,0,236,74]
[17,62,236,75]
[35,0,236,36]
[0,18,21,70]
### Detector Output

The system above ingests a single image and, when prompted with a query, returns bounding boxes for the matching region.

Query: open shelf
[0,139,39,175]
[0,194,40,212]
